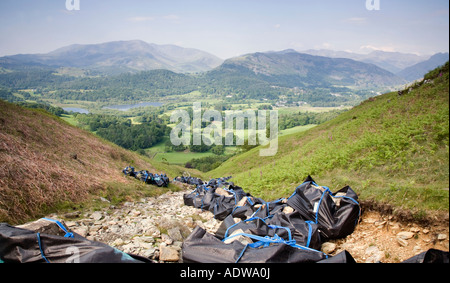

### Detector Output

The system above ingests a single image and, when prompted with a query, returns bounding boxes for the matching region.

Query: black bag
[401,249,449,263]
[211,185,248,220]
[183,185,211,208]
[122,166,135,177]
[215,213,322,250]
[287,176,360,240]
[231,197,288,220]
[0,223,148,263]
[153,174,165,187]
[182,226,328,263]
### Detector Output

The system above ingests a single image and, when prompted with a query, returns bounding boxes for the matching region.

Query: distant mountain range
[396,52,449,81]
[208,49,406,90]
[0,40,447,84]
[0,40,224,74]
[0,40,448,107]
[302,49,449,82]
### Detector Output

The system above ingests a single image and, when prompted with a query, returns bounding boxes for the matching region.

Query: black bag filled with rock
[212,185,248,221]
[286,176,360,240]
[231,196,290,220]
[183,182,249,220]
[153,173,169,187]
[182,226,329,263]
[401,249,449,263]
[0,222,148,263]
[183,185,208,208]
[215,213,322,250]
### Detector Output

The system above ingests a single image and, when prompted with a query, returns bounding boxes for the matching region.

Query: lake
[103,102,164,111]
[63,107,90,114]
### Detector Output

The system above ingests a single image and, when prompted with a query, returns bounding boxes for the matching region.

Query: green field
[145,123,315,166]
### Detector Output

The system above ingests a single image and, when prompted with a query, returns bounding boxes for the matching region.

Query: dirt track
[328,209,449,263]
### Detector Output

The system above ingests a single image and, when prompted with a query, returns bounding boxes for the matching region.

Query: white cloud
[360,44,397,52]
[274,24,281,29]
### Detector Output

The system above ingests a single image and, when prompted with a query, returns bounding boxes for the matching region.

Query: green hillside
[0,99,189,224]
[208,63,449,217]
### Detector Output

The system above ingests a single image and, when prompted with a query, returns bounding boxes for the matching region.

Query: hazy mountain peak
[301,49,430,74]
[1,40,223,74]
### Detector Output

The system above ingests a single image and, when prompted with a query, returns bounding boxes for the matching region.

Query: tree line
[74,113,169,151]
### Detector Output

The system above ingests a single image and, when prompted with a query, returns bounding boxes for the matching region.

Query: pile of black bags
[123,166,170,187]
[181,175,449,263]
[181,175,362,263]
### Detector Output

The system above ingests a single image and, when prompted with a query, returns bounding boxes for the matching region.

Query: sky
[0,0,448,59]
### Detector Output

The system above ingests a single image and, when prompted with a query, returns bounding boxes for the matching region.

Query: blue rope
[36,233,50,263]
[305,221,314,247]
[227,232,327,263]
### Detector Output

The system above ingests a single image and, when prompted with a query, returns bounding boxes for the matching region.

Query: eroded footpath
[45,184,449,263]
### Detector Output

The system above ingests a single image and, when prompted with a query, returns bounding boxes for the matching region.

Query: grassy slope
[209,64,449,217]
[0,100,188,224]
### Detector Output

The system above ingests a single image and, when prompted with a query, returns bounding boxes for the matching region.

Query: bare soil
[328,207,449,263]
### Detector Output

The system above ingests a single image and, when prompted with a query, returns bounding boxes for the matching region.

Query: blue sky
[0,0,448,59]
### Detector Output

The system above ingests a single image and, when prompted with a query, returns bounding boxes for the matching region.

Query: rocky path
[50,185,449,263]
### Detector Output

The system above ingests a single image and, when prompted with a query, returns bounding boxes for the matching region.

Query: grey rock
[168,227,183,242]
[91,211,103,221]
[17,218,70,237]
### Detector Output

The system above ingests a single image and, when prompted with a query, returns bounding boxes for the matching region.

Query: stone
[72,226,89,237]
[162,233,173,245]
[64,211,81,219]
[112,238,125,246]
[168,227,184,242]
[17,218,70,237]
[159,246,179,262]
[397,231,415,240]
[138,242,154,250]
[223,229,252,245]
[130,209,141,217]
[437,234,447,241]
[282,206,294,214]
[410,227,421,233]
[100,197,110,203]
[215,187,232,197]
[135,236,155,244]
[91,211,103,221]
[141,247,157,259]
[65,221,77,228]
[397,237,408,247]
[365,246,383,263]
[321,242,336,254]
